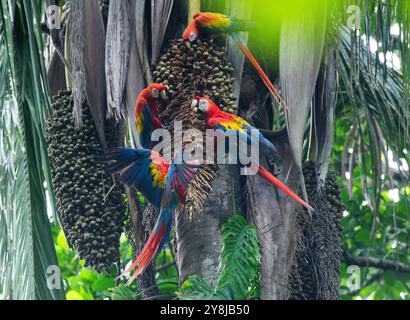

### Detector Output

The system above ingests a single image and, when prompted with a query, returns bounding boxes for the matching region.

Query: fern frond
[178,216,260,300]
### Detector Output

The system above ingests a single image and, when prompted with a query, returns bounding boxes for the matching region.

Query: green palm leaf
[0,0,64,300]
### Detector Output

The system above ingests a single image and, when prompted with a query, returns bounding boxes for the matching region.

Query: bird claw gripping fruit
[46,91,126,273]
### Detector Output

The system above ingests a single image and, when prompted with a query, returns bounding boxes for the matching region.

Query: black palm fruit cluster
[46,90,126,272]
[152,39,237,216]
[154,39,238,117]
[289,162,344,300]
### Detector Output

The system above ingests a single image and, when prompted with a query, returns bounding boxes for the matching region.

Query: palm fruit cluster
[46,90,126,272]
[152,39,237,216]
[154,39,238,115]
[289,162,344,300]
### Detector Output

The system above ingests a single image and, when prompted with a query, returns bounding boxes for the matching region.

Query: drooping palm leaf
[82,0,108,147]
[280,1,328,170]
[70,0,107,147]
[0,0,64,300]
[70,0,87,128]
[126,0,147,147]
[151,0,174,66]
[105,0,130,122]
[338,26,409,215]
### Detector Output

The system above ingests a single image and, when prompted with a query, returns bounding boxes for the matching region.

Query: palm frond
[151,0,174,65]
[105,0,129,122]
[0,0,64,300]
[338,26,409,215]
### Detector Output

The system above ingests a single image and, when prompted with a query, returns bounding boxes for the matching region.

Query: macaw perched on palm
[191,97,314,211]
[183,12,287,110]
[98,148,199,285]
[135,83,168,149]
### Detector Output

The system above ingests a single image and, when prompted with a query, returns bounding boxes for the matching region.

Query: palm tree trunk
[176,165,241,286]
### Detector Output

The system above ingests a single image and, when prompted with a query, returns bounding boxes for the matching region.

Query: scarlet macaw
[183,12,287,110]
[191,97,314,211]
[98,148,199,285]
[135,83,168,149]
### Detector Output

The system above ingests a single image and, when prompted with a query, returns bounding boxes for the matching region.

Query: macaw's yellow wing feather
[197,12,232,30]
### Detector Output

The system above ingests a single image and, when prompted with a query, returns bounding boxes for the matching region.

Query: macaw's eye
[151,88,160,98]
[189,31,198,42]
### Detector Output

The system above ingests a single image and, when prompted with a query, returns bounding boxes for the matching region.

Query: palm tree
[0,0,408,300]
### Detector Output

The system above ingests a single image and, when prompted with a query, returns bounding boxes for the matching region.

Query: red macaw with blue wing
[134,84,168,149]
[183,12,287,110]
[98,148,199,285]
[192,97,314,211]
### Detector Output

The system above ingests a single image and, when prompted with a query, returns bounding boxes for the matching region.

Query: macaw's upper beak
[191,99,199,112]
[184,41,191,48]
[191,99,205,119]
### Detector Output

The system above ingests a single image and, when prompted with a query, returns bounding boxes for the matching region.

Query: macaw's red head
[191,97,221,119]
[144,83,169,100]
[183,19,200,47]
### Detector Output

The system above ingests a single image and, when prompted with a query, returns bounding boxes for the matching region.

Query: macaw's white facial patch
[191,99,199,108]
[189,31,198,42]
[198,100,209,112]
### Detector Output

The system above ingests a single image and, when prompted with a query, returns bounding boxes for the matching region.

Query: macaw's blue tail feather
[96,148,151,174]
[123,206,174,286]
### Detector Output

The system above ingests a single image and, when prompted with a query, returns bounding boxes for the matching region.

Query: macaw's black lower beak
[160,90,168,101]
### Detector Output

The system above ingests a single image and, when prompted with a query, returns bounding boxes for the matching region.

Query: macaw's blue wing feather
[214,121,281,165]
[163,151,201,204]
[97,148,167,207]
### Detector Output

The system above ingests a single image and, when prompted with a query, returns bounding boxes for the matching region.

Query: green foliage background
[1,0,409,301]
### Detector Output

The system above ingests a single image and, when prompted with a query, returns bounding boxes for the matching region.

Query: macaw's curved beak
[191,99,198,113]
[191,99,205,120]
[185,41,191,48]
[160,87,169,101]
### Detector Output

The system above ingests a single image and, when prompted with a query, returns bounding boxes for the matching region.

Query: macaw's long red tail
[234,37,288,111]
[121,207,174,286]
[257,165,314,211]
